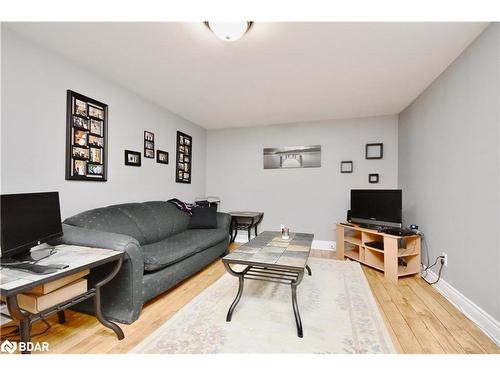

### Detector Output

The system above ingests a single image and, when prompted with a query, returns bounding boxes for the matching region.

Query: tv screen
[350,189,402,227]
[1,192,62,259]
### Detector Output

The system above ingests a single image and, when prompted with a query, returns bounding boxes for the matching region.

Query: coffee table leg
[227,275,244,321]
[291,283,303,338]
[306,264,312,276]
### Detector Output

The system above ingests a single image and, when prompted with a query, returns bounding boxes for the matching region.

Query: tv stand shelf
[336,223,421,283]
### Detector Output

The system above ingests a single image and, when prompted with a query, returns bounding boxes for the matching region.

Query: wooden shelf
[344,249,360,261]
[398,265,418,277]
[398,248,420,257]
[344,236,361,246]
[336,223,421,283]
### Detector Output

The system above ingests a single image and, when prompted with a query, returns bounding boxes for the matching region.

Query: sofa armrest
[216,212,232,232]
[48,223,144,323]
[51,223,144,267]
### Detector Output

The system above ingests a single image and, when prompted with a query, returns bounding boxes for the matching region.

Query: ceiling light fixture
[205,22,253,42]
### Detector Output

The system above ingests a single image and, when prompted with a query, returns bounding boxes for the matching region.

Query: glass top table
[222,231,314,338]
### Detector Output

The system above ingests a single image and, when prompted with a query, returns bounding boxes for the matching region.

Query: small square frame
[369,173,379,183]
[340,161,353,173]
[125,150,141,167]
[365,143,383,159]
[157,150,169,164]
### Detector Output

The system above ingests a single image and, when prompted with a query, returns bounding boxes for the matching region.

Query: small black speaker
[347,210,351,222]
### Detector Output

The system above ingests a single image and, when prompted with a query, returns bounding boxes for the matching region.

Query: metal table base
[224,263,312,338]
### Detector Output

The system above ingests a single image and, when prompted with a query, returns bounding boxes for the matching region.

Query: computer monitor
[1,192,63,260]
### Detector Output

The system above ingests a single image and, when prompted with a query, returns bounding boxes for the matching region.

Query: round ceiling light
[205,22,253,42]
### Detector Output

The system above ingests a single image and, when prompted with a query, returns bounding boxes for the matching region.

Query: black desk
[228,211,264,243]
[0,245,124,354]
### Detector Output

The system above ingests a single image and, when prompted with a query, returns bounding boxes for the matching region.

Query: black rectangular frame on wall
[175,131,192,184]
[124,150,142,167]
[65,90,108,181]
[365,143,383,160]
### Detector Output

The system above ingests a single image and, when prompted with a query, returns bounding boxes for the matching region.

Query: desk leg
[93,258,125,340]
[6,295,32,354]
[57,310,66,324]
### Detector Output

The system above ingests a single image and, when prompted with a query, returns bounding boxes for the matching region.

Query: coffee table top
[223,231,314,270]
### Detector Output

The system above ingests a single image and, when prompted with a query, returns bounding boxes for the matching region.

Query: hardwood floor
[1,244,498,354]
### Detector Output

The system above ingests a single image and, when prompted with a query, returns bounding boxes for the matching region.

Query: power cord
[415,231,445,285]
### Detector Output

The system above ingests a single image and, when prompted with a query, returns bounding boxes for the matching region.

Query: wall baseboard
[232,234,335,251]
[426,269,500,346]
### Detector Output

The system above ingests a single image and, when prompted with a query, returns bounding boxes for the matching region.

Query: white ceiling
[5,22,488,129]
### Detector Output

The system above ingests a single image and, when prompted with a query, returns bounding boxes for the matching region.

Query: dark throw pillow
[188,206,218,229]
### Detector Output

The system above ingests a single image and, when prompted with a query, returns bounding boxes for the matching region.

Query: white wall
[1,27,207,219]
[399,24,500,321]
[206,116,399,242]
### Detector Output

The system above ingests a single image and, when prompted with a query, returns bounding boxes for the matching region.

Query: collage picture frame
[66,90,108,181]
[175,131,192,183]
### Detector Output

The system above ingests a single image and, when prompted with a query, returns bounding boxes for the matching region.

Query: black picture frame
[369,173,379,183]
[176,131,192,184]
[66,90,108,181]
[365,143,383,159]
[124,150,141,167]
[144,131,155,158]
[340,161,353,173]
[157,150,169,164]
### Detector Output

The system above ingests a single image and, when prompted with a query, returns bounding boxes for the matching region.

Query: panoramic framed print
[66,90,108,181]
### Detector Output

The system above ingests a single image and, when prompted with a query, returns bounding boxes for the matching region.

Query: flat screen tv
[350,189,402,228]
[0,192,62,260]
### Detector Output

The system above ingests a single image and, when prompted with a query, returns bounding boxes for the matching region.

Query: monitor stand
[0,248,58,274]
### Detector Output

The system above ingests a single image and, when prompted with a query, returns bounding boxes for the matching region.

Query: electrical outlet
[441,252,448,267]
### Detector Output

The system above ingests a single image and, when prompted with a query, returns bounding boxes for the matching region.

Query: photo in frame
[66,90,107,181]
[340,161,353,173]
[144,131,155,158]
[176,131,192,183]
[157,150,169,164]
[125,150,141,167]
[365,143,383,159]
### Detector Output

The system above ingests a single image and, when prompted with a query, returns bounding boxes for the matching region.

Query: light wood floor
[1,244,499,354]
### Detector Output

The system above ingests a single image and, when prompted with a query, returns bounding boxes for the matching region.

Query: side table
[228,211,264,243]
[0,245,125,354]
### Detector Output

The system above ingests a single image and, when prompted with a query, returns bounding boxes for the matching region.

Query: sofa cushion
[64,201,190,245]
[188,206,218,229]
[142,228,228,272]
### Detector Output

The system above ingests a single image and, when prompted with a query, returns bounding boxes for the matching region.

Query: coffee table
[222,231,314,338]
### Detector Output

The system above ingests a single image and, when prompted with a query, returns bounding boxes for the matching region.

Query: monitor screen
[350,189,402,227]
[1,192,62,258]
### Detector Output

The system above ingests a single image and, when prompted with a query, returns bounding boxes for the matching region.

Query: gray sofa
[52,201,231,324]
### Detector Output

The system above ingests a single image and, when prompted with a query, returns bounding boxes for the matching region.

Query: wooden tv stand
[336,223,421,283]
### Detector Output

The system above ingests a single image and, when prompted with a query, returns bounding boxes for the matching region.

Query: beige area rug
[131,258,395,354]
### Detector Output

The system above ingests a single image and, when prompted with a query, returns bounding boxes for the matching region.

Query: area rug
[131,258,395,354]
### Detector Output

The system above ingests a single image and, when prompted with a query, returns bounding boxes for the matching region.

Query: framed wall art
[157,150,169,164]
[176,131,192,183]
[125,150,141,167]
[340,161,353,173]
[365,143,383,159]
[369,173,380,183]
[66,90,108,181]
[144,131,155,158]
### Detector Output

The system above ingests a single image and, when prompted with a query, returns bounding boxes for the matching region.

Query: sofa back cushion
[64,201,190,245]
